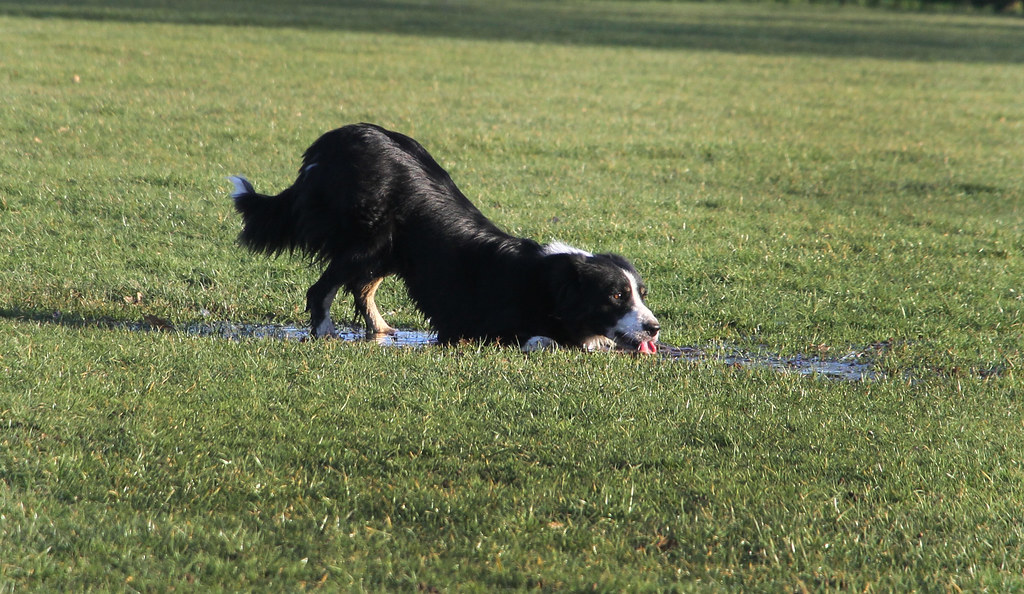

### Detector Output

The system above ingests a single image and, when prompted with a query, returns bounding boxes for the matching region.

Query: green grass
[1,0,1023,590]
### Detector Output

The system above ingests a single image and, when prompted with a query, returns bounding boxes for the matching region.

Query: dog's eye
[639,287,648,299]
[611,292,624,301]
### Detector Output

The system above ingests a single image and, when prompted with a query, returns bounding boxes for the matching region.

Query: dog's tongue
[638,340,658,355]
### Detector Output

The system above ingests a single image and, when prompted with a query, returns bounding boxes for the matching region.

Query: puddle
[177,320,438,347]
[154,319,880,381]
[19,311,1007,382]
[656,343,881,382]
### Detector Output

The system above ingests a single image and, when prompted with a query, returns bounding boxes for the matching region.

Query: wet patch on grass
[162,317,885,381]
[180,320,438,347]
[656,342,882,381]
[12,310,1009,382]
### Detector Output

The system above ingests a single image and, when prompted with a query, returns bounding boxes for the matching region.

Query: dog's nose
[643,319,661,336]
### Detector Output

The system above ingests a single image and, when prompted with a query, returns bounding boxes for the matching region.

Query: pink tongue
[638,340,658,355]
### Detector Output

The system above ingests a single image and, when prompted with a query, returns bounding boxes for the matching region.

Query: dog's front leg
[582,336,617,352]
[522,336,619,352]
[522,336,559,352]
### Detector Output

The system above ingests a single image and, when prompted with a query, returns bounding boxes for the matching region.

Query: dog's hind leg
[306,261,345,338]
[352,277,395,336]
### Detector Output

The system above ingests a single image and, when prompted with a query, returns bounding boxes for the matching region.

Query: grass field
[2,0,1023,590]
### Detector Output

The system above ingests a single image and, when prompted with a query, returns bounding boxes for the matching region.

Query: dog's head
[544,248,661,353]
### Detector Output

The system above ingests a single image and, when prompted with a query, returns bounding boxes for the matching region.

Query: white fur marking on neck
[541,241,592,257]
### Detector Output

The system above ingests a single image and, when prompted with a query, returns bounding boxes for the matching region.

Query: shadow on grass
[0,307,434,346]
[0,0,1021,63]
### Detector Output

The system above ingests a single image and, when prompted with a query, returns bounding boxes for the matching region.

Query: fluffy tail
[228,176,300,256]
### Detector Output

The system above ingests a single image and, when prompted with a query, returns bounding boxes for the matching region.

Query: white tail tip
[227,175,254,200]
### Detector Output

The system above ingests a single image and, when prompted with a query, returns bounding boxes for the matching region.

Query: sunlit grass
[1,0,1023,590]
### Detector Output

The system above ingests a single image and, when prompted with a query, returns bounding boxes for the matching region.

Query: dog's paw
[522,336,559,352]
[582,335,618,352]
[311,317,338,339]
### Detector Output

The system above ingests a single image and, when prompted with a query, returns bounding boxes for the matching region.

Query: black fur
[230,123,660,349]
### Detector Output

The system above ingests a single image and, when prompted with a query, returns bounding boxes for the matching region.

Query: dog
[228,123,660,353]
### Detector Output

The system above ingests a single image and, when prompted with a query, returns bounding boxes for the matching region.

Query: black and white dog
[229,123,660,353]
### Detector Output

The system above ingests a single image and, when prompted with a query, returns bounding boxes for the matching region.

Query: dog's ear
[544,253,585,312]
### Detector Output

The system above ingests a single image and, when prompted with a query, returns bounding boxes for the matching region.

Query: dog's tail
[228,176,300,256]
